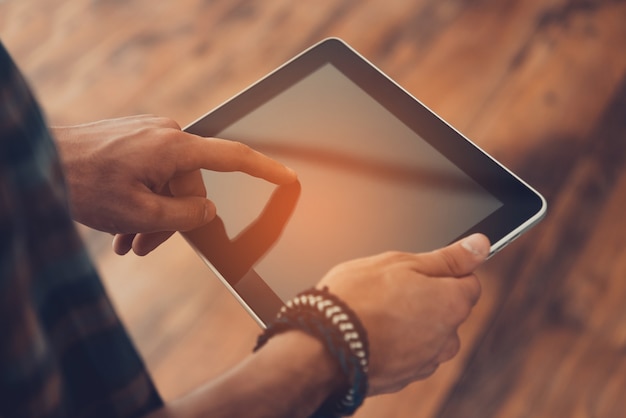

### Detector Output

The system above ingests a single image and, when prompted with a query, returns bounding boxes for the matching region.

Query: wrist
[48,125,88,223]
[50,126,75,157]
[250,331,343,417]
[161,331,341,418]
[255,287,370,417]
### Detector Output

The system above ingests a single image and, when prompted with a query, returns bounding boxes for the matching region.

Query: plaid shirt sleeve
[0,42,163,418]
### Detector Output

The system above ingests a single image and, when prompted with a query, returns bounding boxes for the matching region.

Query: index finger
[176,134,298,185]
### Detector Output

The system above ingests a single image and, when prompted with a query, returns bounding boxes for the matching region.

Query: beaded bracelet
[254,287,370,417]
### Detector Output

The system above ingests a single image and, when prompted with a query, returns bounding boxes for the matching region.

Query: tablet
[182,38,546,326]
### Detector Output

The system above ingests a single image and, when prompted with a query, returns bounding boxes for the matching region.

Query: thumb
[417,233,491,277]
[138,194,217,232]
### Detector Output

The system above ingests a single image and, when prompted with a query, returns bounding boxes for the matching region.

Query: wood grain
[1,0,625,416]
[438,74,626,418]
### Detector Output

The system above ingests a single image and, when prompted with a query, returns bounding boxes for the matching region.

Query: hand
[317,233,489,395]
[53,115,297,256]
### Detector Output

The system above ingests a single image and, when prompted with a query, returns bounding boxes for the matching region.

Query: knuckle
[155,116,181,130]
[465,275,482,304]
[379,250,409,263]
[233,141,253,159]
[450,297,473,323]
[442,291,472,325]
[381,250,402,260]
[451,275,482,312]
[161,127,185,145]
[416,361,439,380]
[439,335,461,362]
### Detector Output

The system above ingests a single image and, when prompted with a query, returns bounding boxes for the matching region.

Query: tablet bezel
[183,38,547,326]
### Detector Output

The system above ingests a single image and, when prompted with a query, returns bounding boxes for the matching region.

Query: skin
[318,233,487,395]
[150,235,488,418]
[52,115,297,256]
[52,115,490,417]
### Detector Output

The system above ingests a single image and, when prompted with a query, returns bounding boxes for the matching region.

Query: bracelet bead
[254,287,369,417]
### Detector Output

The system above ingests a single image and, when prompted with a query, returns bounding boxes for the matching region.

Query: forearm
[150,331,341,418]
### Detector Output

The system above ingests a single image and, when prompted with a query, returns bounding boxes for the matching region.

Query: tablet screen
[184,38,545,325]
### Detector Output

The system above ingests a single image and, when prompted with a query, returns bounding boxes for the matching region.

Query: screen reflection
[184,180,301,286]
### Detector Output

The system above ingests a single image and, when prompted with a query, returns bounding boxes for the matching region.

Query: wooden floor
[2,0,626,416]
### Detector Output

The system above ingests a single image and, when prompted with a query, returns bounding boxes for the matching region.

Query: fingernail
[283,167,298,183]
[286,166,298,178]
[204,200,216,223]
[461,234,489,257]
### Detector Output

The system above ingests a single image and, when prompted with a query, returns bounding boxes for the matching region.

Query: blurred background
[1,0,625,416]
